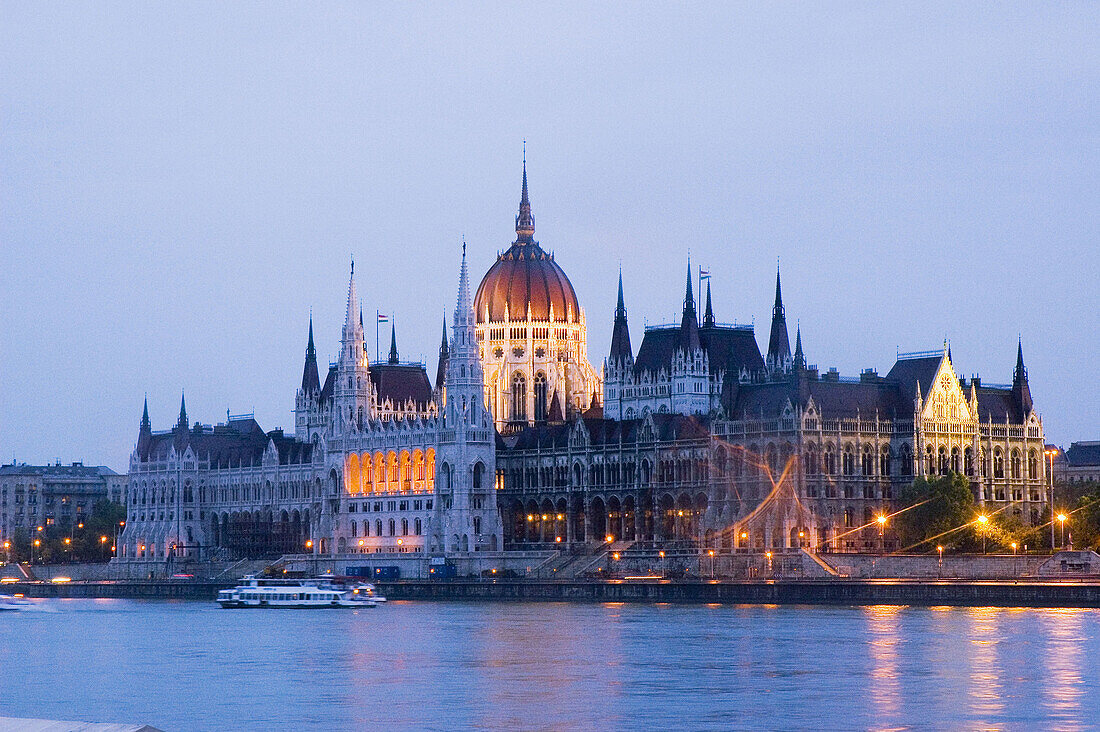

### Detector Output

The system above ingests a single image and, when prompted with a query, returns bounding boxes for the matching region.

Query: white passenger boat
[216,575,385,609]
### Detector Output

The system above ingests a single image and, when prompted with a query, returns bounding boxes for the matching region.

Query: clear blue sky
[2,3,1097,470]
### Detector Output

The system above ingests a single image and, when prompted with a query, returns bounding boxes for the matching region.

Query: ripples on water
[1,599,1099,731]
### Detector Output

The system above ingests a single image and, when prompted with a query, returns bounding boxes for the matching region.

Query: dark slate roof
[319,365,337,404]
[634,325,764,377]
[1065,442,1100,467]
[135,417,313,467]
[502,413,713,452]
[976,387,1023,422]
[0,463,119,478]
[729,377,909,420]
[885,355,942,401]
[369,363,434,408]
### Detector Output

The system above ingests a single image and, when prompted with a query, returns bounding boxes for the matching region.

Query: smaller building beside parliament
[115,161,1048,570]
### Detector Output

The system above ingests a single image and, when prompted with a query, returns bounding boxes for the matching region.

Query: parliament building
[116,162,1048,567]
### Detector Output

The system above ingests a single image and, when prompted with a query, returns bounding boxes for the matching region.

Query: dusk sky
[2,3,1097,470]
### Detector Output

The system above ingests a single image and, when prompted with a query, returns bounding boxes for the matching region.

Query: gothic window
[926,446,935,475]
[900,445,912,476]
[824,446,836,475]
[862,446,874,476]
[512,347,524,358]
[511,372,527,421]
[534,373,548,423]
[388,519,395,536]
[401,518,408,536]
[880,447,891,477]
[1028,450,1038,480]
[473,462,485,490]
[993,448,1004,479]
[1011,450,1021,480]
[414,518,422,535]
[494,347,503,359]
[842,446,854,476]
[938,446,949,475]
[951,447,960,474]
[844,507,854,528]
[375,520,382,537]
[804,445,818,475]
[964,447,974,476]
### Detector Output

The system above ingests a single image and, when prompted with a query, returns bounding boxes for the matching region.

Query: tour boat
[216,575,385,609]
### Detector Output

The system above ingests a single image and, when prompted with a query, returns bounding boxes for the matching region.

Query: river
[1,599,1098,730]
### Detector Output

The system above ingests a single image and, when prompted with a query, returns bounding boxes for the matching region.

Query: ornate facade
[499,266,1048,553]
[117,251,502,563]
[474,161,601,433]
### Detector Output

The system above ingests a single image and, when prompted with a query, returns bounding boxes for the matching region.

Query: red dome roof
[475,242,580,324]
[474,161,581,324]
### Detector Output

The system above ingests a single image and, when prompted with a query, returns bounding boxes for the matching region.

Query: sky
[2,3,1098,471]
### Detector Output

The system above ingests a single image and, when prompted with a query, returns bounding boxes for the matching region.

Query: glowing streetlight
[605,534,614,544]
[707,549,715,578]
[976,512,994,554]
[1046,447,1059,549]
[1057,513,1067,549]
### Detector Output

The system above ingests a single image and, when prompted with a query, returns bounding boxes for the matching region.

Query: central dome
[474,164,581,324]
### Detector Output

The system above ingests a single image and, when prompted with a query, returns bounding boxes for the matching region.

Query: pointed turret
[515,153,535,243]
[335,259,370,431]
[609,269,632,362]
[435,315,449,391]
[177,392,188,430]
[300,315,321,395]
[388,322,399,364]
[445,242,487,424]
[548,390,564,423]
[767,263,791,366]
[140,396,151,433]
[793,325,805,370]
[1012,338,1033,414]
[703,280,715,328]
[679,260,700,352]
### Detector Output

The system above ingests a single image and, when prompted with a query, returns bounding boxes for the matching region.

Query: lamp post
[876,515,887,554]
[977,515,989,554]
[1057,514,1067,550]
[1045,447,1058,551]
[1011,541,1018,576]
[937,545,943,578]
[658,550,665,578]
[708,549,715,578]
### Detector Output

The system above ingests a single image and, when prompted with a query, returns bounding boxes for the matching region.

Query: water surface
[1,599,1098,730]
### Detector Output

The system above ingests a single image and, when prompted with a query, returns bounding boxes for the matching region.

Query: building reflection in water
[965,607,1005,729]
[1039,608,1085,729]
[864,605,902,724]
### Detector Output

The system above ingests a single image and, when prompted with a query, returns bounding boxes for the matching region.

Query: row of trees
[894,473,1100,553]
[2,499,126,564]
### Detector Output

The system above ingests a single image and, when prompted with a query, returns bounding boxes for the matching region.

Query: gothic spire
[703,280,715,328]
[447,242,486,423]
[609,268,632,362]
[177,391,188,430]
[515,150,534,242]
[388,322,399,364]
[344,259,359,335]
[301,315,321,395]
[141,395,151,431]
[679,259,700,352]
[793,325,805,370]
[1013,337,1033,414]
[435,314,449,391]
[767,262,791,365]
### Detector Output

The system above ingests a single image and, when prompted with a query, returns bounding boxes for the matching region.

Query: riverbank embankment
[8,577,1100,607]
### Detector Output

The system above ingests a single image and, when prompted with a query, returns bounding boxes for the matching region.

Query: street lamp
[1057,514,1067,549]
[876,515,887,553]
[937,545,944,578]
[977,515,989,554]
[1045,447,1059,550]
[658,550,665,578]
[708,549,715,578]
[1011,541,1018,576]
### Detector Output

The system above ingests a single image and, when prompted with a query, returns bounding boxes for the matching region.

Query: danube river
[2,599,1098,731]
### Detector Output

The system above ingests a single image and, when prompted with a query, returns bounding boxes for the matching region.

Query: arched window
[533,373,548,423]
[824,445,836,475]
[926,446,935,475]
[804,444,818,475]
[414,518,422,535]
[388,519,396,536]
[938,446,948,474]
[351,521,358,537]
[375,520,382,537]
[1028,450,1038,480]
[844,507,854,528]
[861,446,874,476]
[880,446,891,477]
[1011,450,1021,479]
[951,447,960,474]
[900,444,912,476]
[964,447,974,476]
[401,518,408,536]
[993,448,1004,479]
[511,372,527,421]
[842,446,854,476]
[473,462,485,491]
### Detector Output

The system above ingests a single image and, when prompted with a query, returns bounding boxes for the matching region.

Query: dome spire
[515,144,534,242]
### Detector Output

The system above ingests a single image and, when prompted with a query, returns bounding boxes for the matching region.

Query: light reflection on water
[1,599,1099,731]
